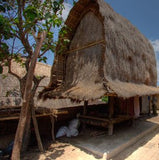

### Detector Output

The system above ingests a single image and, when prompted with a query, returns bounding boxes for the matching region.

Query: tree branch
[24,56,31,72]
[8,59,21,81]
[32,30,37,42]
[31,75,45,97]
[17,0,33,57]
[39,48,50,58]
[11,37,16,54]
[16,47,25,54]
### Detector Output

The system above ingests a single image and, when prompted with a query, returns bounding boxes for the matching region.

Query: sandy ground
[21,128,159,160]
[22,142,102,160]
[112,128,159,160]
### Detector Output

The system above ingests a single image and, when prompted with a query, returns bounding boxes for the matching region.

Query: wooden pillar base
[108,123,113,136]
[32,107,44,152]
[83,101,88,115]
[50,116,55,142]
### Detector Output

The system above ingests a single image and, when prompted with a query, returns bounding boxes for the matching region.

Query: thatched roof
[36,99,104,109]
[40,0,159,101]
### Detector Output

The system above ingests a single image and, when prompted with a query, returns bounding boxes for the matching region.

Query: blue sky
[47,0,159,85]
[106,0,159,40]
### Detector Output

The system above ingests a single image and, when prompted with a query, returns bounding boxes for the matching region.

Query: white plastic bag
[56,126,69,138]
[68,119,80,130]
[70,128,79,137]
[56,119,80,138]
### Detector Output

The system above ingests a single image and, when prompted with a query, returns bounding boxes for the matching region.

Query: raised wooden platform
[79,114,133,135]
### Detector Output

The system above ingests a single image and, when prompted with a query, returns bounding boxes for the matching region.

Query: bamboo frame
[0,113,53,121]
[32,107,44,152]
[79,114,133,135]
[67,39,105,54]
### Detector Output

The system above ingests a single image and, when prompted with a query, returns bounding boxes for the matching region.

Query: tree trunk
[22,111,31,152]
[11,102,31,160]
[11,32,46,160]
[22,100,32,152]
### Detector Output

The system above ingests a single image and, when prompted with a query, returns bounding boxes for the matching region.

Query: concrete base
[60,116,159,160]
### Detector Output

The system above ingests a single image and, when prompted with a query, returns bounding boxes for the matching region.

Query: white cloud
[62,2,73,20]
[150,39,159,53]
[156,63,159,85]
[150,39,159,85]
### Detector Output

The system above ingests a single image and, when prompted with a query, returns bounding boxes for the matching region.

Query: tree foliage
[0,0,69,74]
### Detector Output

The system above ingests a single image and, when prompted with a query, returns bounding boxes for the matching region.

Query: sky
[47,0,159,85]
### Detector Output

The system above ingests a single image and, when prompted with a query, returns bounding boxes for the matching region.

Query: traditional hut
[40,0,159,134]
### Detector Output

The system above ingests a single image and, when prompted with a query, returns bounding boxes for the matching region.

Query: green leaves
[53,1,60,13]
[0,42,10,60]
[102,96,109,103]
[0,1,13,13]
[23,5,40,32]
[0,15,13,40]
[23,5,38,22]
[0,0,70,69]
[0,5,5,12]
[38,56,47,63]
[0,42,9,53]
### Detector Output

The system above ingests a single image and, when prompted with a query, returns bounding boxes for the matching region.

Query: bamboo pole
[67,40,105,54]
[32,107,44,152]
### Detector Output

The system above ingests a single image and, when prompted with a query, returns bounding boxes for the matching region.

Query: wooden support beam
[108,97,114,135]
[32,107,44,152]
[50,115,55,142]
[82,101,88,130]
[148,96,151,115]
[83,101,88,115]
[0,113,52,121]
[108,123,113,136]
[0,116,19,121]
[108,97,114,119]
[79,115,109,122]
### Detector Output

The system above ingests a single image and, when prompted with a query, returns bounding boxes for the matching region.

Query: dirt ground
[22,142,102,160]
[112,128,159,160]
[21,128,159,160]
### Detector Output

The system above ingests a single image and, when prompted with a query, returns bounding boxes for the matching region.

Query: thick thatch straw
[40,0,159,101]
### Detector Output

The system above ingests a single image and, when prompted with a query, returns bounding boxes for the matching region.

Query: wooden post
[82,101,88,130]
[108,97,114,118]
[32,107,44,152]
[148,96,151,115]
[108,123,114,136]
[83,101,88,115]
[50,116,55,142]
[108,97,114,135]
